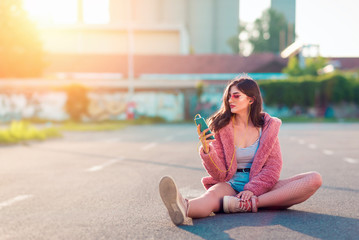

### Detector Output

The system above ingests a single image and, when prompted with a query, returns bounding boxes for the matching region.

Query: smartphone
[194,114,215,140]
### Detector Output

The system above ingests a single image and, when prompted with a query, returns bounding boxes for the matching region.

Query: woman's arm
[199,133,230,181]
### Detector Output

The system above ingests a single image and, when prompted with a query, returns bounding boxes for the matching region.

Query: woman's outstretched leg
[187,182,236,218]
[159,176,236,225]
[257,171,322,209]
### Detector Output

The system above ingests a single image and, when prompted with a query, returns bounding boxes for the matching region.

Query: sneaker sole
[223,196,230,213]
[159,176,185,225]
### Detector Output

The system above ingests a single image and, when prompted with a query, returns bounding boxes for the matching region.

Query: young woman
[159,76,322,225]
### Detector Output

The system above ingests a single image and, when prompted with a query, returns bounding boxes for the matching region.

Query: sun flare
[23,0,109,25]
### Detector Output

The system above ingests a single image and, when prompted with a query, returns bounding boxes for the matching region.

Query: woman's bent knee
[204,190,223,212]
[201,182,236,213]
[308,171,322,190]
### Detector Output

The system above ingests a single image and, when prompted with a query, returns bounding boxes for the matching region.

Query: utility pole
[127,0,134,101]
[77,0,83,23]
[126,0,135,119]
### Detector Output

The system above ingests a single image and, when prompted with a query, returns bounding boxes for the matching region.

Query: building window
[23,0,77,24]
[83,0,110,24]
[23,0,109,25]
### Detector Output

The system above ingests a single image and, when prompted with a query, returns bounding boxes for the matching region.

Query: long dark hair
[208,76,264,132]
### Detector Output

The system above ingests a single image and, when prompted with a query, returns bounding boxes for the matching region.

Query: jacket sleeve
[243,137,282,196]
[199,133,229,181]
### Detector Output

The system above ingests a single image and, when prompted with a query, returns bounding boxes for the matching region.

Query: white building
[38,0,239,55]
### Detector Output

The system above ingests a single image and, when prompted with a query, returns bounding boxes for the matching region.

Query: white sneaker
[223,195,258,213]
[159,176,188,225]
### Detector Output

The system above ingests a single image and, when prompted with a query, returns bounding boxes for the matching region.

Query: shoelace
[236,199,251,212]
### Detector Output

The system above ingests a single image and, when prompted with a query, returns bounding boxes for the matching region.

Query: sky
[240,0,359,57]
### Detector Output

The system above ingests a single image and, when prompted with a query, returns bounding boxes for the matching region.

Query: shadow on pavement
[180,209,359,239]
[124,158,205,172]
[31,146,205,172]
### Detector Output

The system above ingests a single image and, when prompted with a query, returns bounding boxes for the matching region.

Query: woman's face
[228,86,252,114]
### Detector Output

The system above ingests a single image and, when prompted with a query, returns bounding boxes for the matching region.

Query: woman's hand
[197,124,216,154]
[236,190,254,201]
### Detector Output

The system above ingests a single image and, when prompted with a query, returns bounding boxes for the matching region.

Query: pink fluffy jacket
[199,112,282,196]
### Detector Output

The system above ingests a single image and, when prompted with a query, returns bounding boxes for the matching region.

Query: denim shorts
[227,171,250,193]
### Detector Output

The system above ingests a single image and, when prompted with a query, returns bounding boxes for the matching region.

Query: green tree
[248,8,288,54]
[283,56,302,76]
[227,24,246,54]
[283,56,328,76]
[0,0,45,78]
[303,57,327,76]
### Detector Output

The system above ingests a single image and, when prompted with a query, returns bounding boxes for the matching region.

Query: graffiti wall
[86,92,184,121]
[0,93,68,121]
[189,88,223,119]
[0,91,184,122]
[133,92,184,121]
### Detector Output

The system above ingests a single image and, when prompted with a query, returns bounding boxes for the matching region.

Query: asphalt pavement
[0,122,358,239]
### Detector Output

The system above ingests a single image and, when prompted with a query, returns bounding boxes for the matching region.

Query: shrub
[258,73,359,108]
[0,121,61,144]
[64,84,89,121]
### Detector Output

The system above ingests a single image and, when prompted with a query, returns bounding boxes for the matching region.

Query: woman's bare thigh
[271,172,315,190]
[207,182,237,198]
